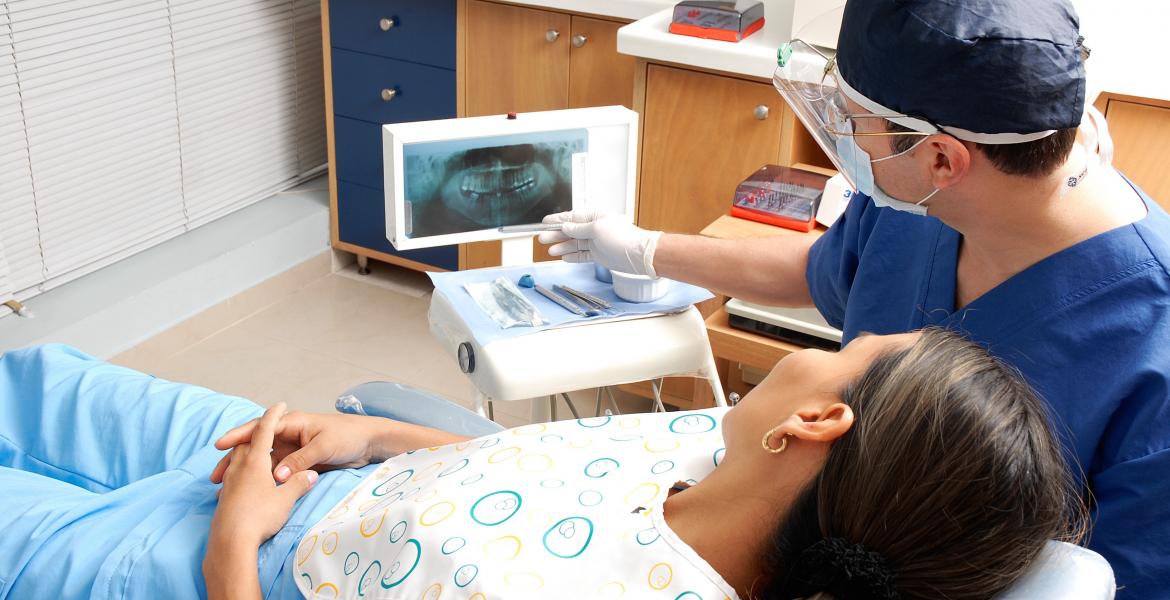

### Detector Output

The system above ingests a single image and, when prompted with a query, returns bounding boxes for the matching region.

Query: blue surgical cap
[836,0,1086,140]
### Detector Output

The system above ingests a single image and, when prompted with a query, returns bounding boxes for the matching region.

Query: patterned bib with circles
[294,407,739,600]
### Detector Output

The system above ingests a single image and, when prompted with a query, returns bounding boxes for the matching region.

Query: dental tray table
[427,262,726,420]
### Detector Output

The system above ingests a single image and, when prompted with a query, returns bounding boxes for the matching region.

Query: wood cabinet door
[639,65,784,234]
[464,0,570,116]
[1105,99,1170,211]
[568,16,635,109]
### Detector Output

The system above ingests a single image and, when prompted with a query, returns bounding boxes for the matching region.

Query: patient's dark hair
[758,329,1085,600]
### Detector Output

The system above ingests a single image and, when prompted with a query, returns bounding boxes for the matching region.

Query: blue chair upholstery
[335,381,504,438]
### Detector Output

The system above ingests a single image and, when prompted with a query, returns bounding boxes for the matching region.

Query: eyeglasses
[780,39,936,140]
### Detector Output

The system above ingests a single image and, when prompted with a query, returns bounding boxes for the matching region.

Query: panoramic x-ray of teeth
[403,130,586,238]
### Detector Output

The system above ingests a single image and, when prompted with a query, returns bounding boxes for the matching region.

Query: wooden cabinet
[639,65,786,235]
[1097,95,1170,210]
[569,16,635,109]
[464,1,570,116]
[460,0,637,269]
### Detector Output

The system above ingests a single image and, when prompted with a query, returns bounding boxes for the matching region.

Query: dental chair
[337,381,1118,600]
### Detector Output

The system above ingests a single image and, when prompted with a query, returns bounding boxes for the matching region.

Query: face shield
[773,39,938,192]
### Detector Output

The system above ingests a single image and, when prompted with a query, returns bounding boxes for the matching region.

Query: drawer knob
[545,29,560,43]
[379,17,397,31]
[381,88,398,102]
[753,104,769,120]
[571,34,588,48]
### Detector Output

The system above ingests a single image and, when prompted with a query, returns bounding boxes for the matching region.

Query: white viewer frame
[383,105,638,252]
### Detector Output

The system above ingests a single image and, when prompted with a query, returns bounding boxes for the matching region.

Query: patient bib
[294,408,738,600]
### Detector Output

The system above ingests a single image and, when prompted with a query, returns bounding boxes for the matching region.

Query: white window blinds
[0,0,326,310]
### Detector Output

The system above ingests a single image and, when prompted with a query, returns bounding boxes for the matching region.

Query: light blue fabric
[806,179,1170,598]
[428,261,714,345]
[0,343,369,600]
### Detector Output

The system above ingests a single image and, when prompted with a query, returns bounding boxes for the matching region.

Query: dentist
[540,0,1170,596]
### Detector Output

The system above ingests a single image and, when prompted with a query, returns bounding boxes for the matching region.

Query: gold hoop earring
[762,427,790,454]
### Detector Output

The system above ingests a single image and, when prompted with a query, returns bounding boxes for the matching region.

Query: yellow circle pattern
[648,562,673,590]
[419,501,456,526]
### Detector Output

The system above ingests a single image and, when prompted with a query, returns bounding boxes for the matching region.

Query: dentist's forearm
[652,233,816,307]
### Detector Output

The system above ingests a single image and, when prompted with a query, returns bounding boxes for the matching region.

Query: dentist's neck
[932,145,1144,286]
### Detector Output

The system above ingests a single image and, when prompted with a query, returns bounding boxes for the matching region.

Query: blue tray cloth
[428,262,714,346]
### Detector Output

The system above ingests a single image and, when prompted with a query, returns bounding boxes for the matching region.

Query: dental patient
[0,330,1081,600]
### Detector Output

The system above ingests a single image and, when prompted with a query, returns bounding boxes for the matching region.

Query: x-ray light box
[384,105,638,251]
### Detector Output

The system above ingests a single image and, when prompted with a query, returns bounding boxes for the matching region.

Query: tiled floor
[113,258,652,428]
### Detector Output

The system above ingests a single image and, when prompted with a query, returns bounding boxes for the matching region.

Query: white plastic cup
[610,270,670,303]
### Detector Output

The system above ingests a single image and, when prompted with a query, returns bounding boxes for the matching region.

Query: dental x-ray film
[403,129,587,238]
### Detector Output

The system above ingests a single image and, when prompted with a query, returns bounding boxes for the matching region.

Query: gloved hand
[538,210,663,277]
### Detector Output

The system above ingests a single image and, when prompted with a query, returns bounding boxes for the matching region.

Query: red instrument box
[669,1,765,43]
[729,165,829,232]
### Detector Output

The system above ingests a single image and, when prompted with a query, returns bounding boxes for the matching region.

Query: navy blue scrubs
[807,180,1170,598]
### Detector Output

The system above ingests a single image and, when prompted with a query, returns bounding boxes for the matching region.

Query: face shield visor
[773,39,938,192]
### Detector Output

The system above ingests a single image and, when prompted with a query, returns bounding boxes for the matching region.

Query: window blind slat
[1,0,328,318]
[0,3,46,297]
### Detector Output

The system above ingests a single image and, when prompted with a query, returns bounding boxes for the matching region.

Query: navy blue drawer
[334,116,385,190]
[332,49,456,124]
[337,180,458,270]
[329,0,455,70]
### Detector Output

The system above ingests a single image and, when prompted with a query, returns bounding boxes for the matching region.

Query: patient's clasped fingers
[215,417,259,450]
[248,402,286,463]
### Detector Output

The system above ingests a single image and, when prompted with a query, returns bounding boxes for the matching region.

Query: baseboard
[0,177,332,359]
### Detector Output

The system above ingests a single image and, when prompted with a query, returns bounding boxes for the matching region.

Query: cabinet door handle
[753,105,769,120]
[571,34,588,48]
[379,17,397,31]
[545,29,560,43]
[381,88,398,102]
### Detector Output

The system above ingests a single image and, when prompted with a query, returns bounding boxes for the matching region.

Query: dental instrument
[497,223,564,233]
[534,284,598,317]
[554,285,613,310]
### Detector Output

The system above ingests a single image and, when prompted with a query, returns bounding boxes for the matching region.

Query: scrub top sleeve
[1086,447,1170,599]
[806,194,878,330]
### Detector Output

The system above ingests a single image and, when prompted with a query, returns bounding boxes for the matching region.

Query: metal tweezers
[534,285,599,317]
[554,285,613,310]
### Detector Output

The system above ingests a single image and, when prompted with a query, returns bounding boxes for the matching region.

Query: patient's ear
[777,403,854,444]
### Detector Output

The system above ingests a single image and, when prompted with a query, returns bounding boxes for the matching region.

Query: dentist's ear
[928,135,971,189]
[777,403,855,444]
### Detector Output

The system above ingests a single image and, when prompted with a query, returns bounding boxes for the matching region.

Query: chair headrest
[995,541,1115,599]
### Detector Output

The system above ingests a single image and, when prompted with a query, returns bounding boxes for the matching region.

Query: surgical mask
[835,135,940,217]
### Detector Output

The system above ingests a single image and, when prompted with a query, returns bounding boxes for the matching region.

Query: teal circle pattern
[358,560,381,597]
[470,490,522,526]
[651,460,675,474]
[635,528,661,546]
[577,416,611,428]
[669,414,717,434]
[454,563,479,588]
[543,516,594,558]
[344,551,360,575]
[372,469,413,496]
[379,539,421,589]
[584,458,620,478]
[389,520,408,543]
[441,536,467,555]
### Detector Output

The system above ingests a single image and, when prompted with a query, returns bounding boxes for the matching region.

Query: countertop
[617,7,781,80]
[614,0,1169,103]
[496,0,673,21]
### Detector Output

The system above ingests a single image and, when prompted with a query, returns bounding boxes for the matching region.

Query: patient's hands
[206,403,316,600]
[211,410,386,485]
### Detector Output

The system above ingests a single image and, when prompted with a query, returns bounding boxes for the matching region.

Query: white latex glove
[538,210,663,277]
